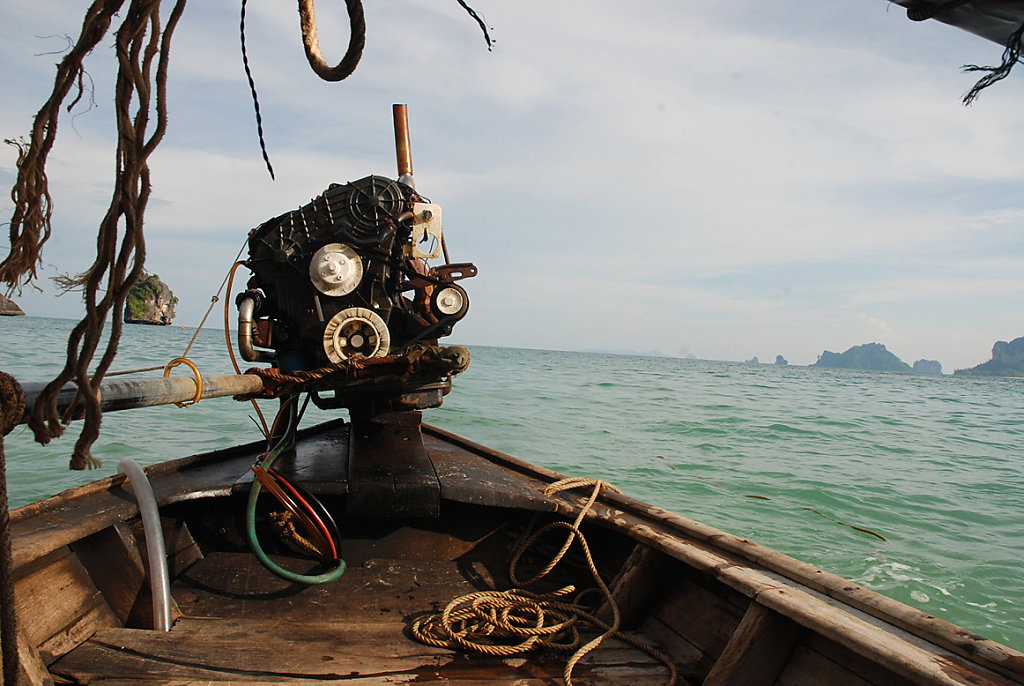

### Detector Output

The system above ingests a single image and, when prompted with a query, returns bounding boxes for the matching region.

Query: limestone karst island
[0,295,25,316]
[124,274,177,325]
[954,336,1024,377]
[812,342,940,375]
[810,339,1024,378]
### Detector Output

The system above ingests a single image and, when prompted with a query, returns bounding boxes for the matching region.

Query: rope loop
[298,0,366,82]
[410,477,677,685]
[163,357,202,407]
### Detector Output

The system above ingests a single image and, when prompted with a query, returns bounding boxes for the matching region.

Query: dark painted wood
[346,412,439,517]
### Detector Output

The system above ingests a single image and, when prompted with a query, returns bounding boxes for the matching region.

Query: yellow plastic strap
[163,357,202,407]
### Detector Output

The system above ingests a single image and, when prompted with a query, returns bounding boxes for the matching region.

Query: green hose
[245,442,346,584]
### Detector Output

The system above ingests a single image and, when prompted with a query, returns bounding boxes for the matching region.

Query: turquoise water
[2,316,1022,650]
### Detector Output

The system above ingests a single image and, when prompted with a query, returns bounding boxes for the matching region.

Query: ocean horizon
[2,315,1021,651]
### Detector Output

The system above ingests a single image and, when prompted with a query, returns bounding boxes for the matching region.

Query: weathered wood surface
[173,552,504,622]
[11,419,1024,685]
[52,619,674,684]
[702,601,802,686]
[14,546,121,664]
[424,432,558,512]
[346,412,440,517]
[424,422,1024,684]
[71,523,161,628]
[53,550,675,684]
[9,441,259,570]
[549,495,1022,686]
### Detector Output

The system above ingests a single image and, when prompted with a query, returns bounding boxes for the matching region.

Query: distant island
[813,342,941,375]
[954,336,1024,377]
[775,355,788,365]
[0,295,25,316]
[125,274,177,325]
[814,343,911,373]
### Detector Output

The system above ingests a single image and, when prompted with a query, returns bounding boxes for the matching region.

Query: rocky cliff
[0,295,25,316]
[124,274,177,325]
[955,336,1024,377]
[912,359,942,375]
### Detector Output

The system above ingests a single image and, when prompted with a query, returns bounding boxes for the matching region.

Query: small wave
[765,422,820,435]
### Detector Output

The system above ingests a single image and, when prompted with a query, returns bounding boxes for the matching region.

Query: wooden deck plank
[51,618,674,684]
[172,552,505,623]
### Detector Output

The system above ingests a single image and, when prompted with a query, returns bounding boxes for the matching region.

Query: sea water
[1,316,1021,650]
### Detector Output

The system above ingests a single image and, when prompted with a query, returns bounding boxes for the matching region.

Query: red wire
[268,467,338,561]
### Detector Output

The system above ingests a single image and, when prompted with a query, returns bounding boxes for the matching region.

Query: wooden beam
[599,543,676,629]
[703,600,801,686]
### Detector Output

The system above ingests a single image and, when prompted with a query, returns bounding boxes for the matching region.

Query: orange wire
[224,260,270,438]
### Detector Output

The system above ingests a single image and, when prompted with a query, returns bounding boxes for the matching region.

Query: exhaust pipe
[393,103,414,188]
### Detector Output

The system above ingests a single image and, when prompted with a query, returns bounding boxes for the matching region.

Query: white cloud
[2,0,1022,372]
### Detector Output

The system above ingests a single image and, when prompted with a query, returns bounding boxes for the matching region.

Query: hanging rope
[0,371,26,686]
[298,0,366,81]
[5,0,189,470]
[3,0,494,469]
[410,478,678,686]
[240,0,275,179]
[456,0,494,50]
[962,19,1024,104]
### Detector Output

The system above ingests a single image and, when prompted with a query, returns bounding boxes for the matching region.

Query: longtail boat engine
[235,106,477,581]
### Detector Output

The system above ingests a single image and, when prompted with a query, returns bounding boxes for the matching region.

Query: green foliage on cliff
[125,273,177,323]
[813,343,912,373]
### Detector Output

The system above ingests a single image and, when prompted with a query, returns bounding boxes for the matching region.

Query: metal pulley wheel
[431,283,469,320]
[322,307,390,362]
[309,243,363,296]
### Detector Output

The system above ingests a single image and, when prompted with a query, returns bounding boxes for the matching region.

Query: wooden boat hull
[8,418,1024,685]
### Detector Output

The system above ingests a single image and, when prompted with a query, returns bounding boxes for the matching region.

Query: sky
[1,0,1022,372]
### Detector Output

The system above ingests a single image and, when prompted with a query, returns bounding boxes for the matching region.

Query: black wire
[240,0,276,180]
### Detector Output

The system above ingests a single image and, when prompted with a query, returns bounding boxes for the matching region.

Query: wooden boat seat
[50,552,676,684]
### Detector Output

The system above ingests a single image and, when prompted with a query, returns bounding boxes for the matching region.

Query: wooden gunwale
[8,419,349,570]
[420,422,1024,683]
[8,419,1023,685]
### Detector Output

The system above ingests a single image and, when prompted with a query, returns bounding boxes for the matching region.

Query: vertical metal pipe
[393,104,414,187]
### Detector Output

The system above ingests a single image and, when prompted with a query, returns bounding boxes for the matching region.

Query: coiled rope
[410,477,678,686]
